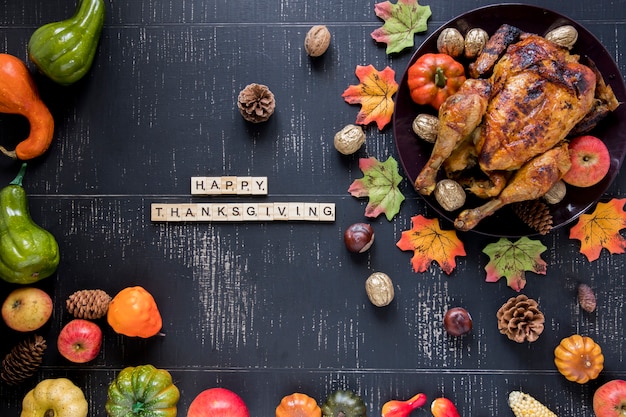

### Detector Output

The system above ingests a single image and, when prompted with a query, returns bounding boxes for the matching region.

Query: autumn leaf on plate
[569,198,626,262]
[371,0,432,54]
[342,64,398,130]
[348,156,405,221]
[482,237,547,292]
[396,215,466,274]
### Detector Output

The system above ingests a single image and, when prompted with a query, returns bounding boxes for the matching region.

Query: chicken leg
[454,143,571,231]
[414,79,491,195]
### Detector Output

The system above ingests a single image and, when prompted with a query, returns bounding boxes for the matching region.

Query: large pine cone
[66,289,112,319]
[512,200,553,235]
[496,295,545,343]
[1,335,47,385]
[237,83,276,123]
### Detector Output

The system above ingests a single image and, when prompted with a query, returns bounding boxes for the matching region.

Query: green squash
[105,365,180,417]
[321,389,367,417]
[0,163,60,284]
[28,0,105,86]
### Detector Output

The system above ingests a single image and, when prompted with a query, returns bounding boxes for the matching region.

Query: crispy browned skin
[469,24,522,78]
[454,144,571,231]
[414,79,491,195]
[477,35,596,172]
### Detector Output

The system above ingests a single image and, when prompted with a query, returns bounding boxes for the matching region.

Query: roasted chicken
[413,25,609,230]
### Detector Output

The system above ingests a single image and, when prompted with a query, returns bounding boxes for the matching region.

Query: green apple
[1,287,53,332]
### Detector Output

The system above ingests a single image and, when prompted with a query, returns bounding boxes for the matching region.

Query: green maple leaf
[371,0,432,54]
[348,156,405,221]
[482,237,548,292]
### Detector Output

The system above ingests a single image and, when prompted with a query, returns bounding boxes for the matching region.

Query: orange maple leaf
[569,198,626,262]
[396,215,466,274]
[342,64,398,130]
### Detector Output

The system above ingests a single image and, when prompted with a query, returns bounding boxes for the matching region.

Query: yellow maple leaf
[342,64,398,130]
[396,215,466,274]
[569,198,626,261]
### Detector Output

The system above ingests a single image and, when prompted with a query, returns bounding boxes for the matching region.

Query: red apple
[1,287,53,332]
[562,135,611,187]
[57,319,102,363]
[187,387,250,417]
[593,379,626,417]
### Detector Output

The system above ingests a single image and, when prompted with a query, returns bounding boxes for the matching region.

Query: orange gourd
[554,334,604,384]
[276,393,321,417]
[107,286,163,338]
[0,53,55,160]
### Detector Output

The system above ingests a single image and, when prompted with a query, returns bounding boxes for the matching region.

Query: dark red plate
[393,4,626,237]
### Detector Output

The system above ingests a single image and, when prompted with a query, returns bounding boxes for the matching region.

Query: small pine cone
[578,283,597,313]
[512,200,553,235]
[1,335,47,385]
[237,83,276,123]
[66,289,112,319]
[496,294,545,343]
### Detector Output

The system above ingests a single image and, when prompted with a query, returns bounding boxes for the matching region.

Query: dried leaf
[348,156,405,221]
[569,198,626,261]
[342,64,398,130]
[371,0,432,54]
[482,237,547,292]
[396,215,466,274]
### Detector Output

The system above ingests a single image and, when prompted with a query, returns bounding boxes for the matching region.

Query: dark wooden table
[1,0,625,415]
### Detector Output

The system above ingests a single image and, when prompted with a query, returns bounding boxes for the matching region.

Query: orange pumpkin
[554,334,604,384]
[276,393,321,417]
[107,286,162,338]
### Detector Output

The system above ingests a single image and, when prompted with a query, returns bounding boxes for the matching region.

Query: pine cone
[237,83,275,123]
[1,335,47,385]
[496,295,545,343]
[66,289,112,319]
[512,200,553,235]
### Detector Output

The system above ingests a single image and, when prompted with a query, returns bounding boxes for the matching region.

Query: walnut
[334,124,365,155]
[434,179,466,211]
[496,295,545,343]
[304,25,331,57]
[578,283,597,313]
[464,28,489,59]
[365,272,394,307]
[237,83,276,123]
[545,25,578,49]
[412,113,439,143]
[543,180,567,204]
[437,28,464,58]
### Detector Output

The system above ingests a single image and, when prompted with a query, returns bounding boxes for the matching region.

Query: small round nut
[464,28,489,59]
[434,179,466,211]
[545,25,578,49]
[543,180,567,204]
[304,25,331,57]
[365,272,394,307]
[437,28,464,58]
[412,114,439,143]
[334,124,365,155]
[344,223,374,253]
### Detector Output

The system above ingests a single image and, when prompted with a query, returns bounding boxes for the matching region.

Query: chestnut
[443,307,473,336]
[344,223,374,253]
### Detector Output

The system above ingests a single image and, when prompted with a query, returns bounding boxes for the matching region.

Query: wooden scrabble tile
[304,203,320,221]
[251,177,268,195]
[319,203,336,221]
[221,176,238,194]
[151,204,167,221]
[242,203,259,220]
[257,203,274,221]
[273,203,289,220]
[288,203,305,220]
[237,177,253,194]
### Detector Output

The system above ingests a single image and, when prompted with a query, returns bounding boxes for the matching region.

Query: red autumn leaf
[396,215,466,274]
[569,198,626,262]
[342,64,398,130]
[482,237,548,292]
[348,156,405,221]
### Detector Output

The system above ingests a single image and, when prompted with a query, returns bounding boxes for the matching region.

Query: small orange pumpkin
[107,286,162,338]
[276,393,321,417]
[554,334,604,384]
